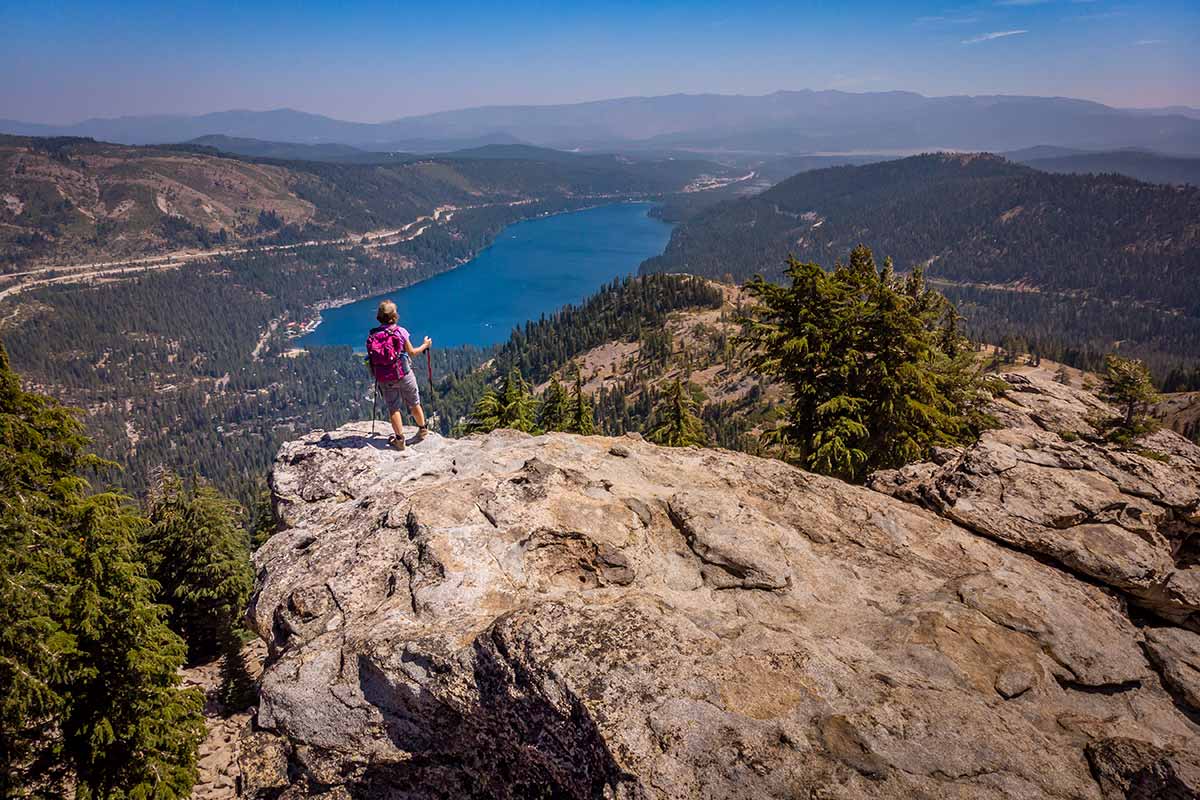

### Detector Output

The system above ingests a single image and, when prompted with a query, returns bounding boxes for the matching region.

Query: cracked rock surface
[249,375,1200,799]
[869,373,1200,628]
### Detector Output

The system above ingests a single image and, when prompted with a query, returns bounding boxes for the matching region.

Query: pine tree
[249,481,277,550]
[461,387,503,434]
[0,344,203,797]
[648,379,707,447]
[463,368,536,433]
[0,343,87,792]
[740,247,986,482]
[64,492,206,799]
[537,375,570,432]
[501,367,537,433]
[1100,355,1159,441]
[565,373,595,435]
[143,472,255,665]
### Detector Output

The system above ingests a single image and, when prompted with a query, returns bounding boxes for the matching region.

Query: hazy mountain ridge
[1014,149,1200,186]
[184,135,411,163]
[6,89,1200,155]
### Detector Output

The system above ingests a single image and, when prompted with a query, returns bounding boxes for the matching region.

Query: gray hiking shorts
[379,373,420,413]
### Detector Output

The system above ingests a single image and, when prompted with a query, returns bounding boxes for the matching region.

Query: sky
[2,0,1197,124]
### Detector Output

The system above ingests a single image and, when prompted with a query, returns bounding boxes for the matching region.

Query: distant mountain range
[1010,148,1200,186]
[183,136,598,165]
[1123,105,1200,121]
[183,135,406,163]
[4,90,1200,155]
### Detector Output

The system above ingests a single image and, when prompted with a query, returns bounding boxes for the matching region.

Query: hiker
[366,300,431,450]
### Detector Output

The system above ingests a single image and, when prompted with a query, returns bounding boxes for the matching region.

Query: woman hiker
[366,300,431,450]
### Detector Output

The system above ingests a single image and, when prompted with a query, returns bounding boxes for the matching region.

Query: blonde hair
[376,300,398,325]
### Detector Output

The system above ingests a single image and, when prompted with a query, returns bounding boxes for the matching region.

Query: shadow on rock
[315,432,393,451]
[351,625,637,800]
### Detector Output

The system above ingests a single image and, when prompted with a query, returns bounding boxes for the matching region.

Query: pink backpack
[366,325,407,382]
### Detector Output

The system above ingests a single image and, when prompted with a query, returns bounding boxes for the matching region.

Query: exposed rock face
[869,373,1200,628]
[249,375,1200,799]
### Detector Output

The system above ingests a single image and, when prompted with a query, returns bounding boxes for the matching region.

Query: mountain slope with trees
[0,134,732,268]
[186,134,407,163]
[642,153,1200,367]
[0,344,206,798]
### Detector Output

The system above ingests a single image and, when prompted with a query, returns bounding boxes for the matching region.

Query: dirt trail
[180,639,267,800]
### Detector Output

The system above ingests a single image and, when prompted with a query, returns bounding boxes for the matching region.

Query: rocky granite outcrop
[869,373,1200,629]
[246,374,1200,799]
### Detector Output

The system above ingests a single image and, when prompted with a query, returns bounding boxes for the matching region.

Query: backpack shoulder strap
[389,326,406,367]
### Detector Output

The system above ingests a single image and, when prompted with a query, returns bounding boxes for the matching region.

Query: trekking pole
[371,379,379,436]
[426,348,437,426]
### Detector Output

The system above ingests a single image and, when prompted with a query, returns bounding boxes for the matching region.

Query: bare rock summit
[246,376,1200,799]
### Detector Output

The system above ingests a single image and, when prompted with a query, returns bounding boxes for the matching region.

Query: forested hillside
[641,153,1200,368]
[0,193,591,505]
[186,134,405,163]
[0,132,745,505]
[431,274,728,429]
[429,275,792,454]
[0,134,732,268]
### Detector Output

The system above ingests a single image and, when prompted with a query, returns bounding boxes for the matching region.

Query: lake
[298,202,672,350]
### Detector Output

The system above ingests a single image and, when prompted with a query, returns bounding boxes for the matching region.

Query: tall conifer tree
[143,473,254,664]
[741,247,985,482]
[566,373,596,435]
[0,344,203,798]
[537,375,570,432]
[463,368,536,433]
[648,379,707,447]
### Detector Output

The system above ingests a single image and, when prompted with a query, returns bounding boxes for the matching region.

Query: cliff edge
[246,374,1200,799]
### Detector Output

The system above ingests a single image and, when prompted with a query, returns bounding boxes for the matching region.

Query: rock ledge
[248,379,1200,799]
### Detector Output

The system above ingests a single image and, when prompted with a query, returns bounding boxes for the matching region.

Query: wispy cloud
[962,29,1029,44]
[915,13,980,25]
[1132,38,1164,46]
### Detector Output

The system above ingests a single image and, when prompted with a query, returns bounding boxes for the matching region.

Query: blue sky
[2,0,1197,123]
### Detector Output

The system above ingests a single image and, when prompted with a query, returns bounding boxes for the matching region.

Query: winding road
[0,202,485,301]
[1,169,761,302]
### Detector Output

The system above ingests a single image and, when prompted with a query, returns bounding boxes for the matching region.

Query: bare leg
[409,403,426,429]
[389,409,404,439]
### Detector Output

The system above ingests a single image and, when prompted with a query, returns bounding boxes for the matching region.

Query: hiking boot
[415,426,429,441]
[389,434,406,451]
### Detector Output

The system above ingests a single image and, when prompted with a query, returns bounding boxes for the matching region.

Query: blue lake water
[298,202,672,350]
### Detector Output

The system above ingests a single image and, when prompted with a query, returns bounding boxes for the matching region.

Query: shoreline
[293,200,663,345]
[286,255,473,346]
